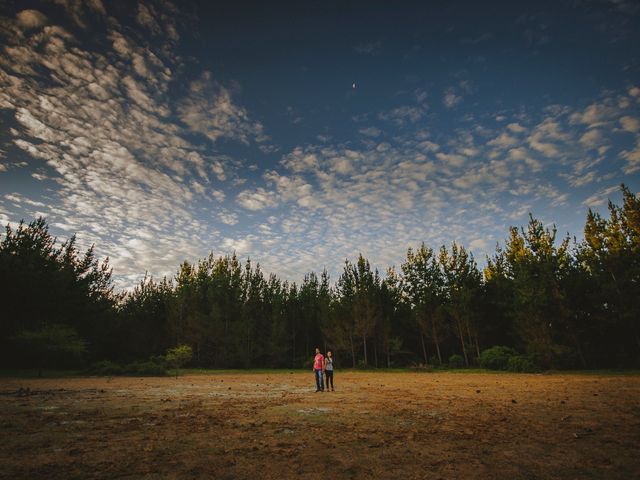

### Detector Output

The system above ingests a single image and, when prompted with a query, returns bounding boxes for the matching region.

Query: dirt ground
[0,371,639,480]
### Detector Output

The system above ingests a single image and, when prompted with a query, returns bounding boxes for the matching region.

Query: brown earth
[0,371,639,479]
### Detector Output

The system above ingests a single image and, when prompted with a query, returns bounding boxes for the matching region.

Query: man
[312,347,324,392]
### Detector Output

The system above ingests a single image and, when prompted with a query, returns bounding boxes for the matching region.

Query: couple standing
[313,347,335,392]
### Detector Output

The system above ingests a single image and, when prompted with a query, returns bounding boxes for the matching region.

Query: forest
[0,185,638,372]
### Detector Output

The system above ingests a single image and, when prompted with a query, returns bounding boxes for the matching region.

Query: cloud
[136,1,179,41]
[621,141,640,174]
[222,236,253,254]
[16,10,48,29]
[359,126,382,138]
[219,212,239,225]
[178,72,266,144]
[620,116,639,132]
[507,122,526,133]
[579,129,603,149]
[443,88,462,108]
[2,5,637,288]
[488,132,518,148]
[569,100,618,128]
[236,188,278,211]
[0,2,263,288]
[51,0,107,28]
[582,185,620,207]
[378,106,424,126]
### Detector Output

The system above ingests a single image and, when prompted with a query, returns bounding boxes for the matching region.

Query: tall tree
[400,243,445,365]
[439,242,482,366]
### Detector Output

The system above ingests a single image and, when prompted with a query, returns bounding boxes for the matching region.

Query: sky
[1,0,639,289]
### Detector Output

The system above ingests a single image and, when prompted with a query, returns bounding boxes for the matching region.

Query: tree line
[0,185,638,371]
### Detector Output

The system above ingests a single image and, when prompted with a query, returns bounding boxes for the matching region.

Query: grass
[0,368,85,378]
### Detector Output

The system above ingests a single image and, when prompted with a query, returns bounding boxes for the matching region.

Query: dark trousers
[325,370,334,390]
[314,369,324,391]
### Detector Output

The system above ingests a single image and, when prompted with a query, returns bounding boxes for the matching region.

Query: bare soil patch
[1,371,639,479]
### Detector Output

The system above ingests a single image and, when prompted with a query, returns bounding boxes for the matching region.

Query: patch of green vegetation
[0,368,84,378]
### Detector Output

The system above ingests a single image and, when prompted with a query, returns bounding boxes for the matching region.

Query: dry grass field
[1,371,639,479]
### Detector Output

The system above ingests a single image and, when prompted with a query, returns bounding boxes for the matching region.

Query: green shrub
[429,355,442,367]
[479,346,518,370]
[166,345,192,368]
[86,360,123,376]
[123,360,166,376]
[507,355,539,373]
[448,354,464,368]
[166,345,193,377]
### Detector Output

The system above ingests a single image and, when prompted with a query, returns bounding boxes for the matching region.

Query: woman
[324,350,335,392]
[313,347,324,392]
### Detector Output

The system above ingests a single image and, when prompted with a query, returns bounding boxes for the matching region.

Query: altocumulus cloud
[0,1,265,288]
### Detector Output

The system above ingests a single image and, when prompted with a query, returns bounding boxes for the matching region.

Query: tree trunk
[292,330,296,368]
[350,335,356,368]
[568,318,587,368]
[246,325,251,368]
[386,342,391,368]
[362,335,368,366]
[455,316,469,366]
[465,320,476,365]
[432,321,442,364]
[224,313,229,366]
[420,332,428,365]
[374,341,378,368]
[305,333,309,362]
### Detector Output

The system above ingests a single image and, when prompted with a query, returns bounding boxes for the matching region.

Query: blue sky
[1,0,639,288]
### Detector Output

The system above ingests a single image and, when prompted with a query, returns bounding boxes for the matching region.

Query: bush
[86,360,123,376]
[123,360,166,376]
[479,346,518,370]
[166,345,193,369]
[86,358,167,376]
[507,355,539,373]
[448,354,464,368]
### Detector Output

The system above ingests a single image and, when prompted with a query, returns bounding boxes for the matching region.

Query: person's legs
[328,371,334,390]
[315,369,323,391]
[324,371,329,391]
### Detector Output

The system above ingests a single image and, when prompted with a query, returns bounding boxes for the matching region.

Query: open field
[1,371,639,479]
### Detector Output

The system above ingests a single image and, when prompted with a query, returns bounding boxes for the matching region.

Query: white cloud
[219,212,238,225]
[378,106,424,126]
[488,132,518,148]
[443,88,462,108]
[280,147,319,172]
[236,188,278,211]
[222,236,252,254]
[582,186,620,207]
[359,126,382,138]
[621,141,640,174]
[507,122,526,133]
[0,5,253,284]
[620,116,639,132]
[16,10,48,29]
[178,72,266,144]
[579,129,603,149]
